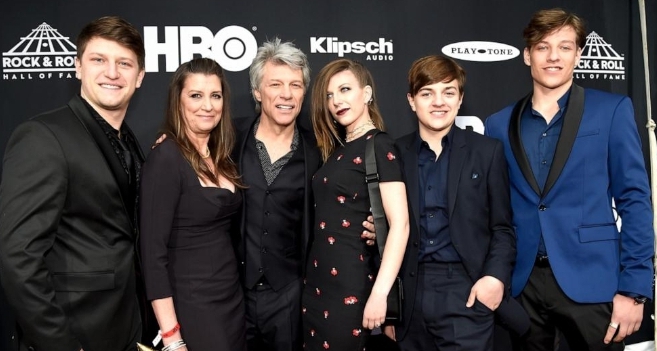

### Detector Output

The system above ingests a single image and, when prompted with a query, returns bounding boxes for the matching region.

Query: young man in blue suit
[485,8,654,350]
[390,55,518,351]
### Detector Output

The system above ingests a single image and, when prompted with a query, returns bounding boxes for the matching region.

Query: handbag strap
[365,130,389,258]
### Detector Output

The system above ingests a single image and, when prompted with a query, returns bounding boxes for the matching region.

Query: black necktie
[117,136,134,185]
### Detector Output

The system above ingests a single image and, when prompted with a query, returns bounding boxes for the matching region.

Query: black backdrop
[1,0,656,349]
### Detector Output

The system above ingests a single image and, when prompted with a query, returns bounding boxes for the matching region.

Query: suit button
[261,247,267,254]
[539,204,547,211]
[258,267,264,273]
[410,272,415,277]
[265,211,270,216]
[413,241,419,247]
[265,190,271,195]
[263,230,268,235]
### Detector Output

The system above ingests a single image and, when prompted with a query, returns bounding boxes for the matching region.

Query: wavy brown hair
[163,58,242,187]
[523,8,587,49]
[311,59,384,162]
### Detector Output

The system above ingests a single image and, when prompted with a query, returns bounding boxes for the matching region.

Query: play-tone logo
[574,31,625,80]
[144,25,258,72]
[442,41,519,62]
[310,37,393,61]
[2,22,77,80]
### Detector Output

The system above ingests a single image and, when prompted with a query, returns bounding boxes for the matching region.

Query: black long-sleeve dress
[140,139,245,351]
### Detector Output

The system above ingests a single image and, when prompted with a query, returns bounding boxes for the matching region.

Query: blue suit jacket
[484,84,654,303]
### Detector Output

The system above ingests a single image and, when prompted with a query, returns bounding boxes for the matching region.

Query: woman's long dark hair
[163,57,241,187]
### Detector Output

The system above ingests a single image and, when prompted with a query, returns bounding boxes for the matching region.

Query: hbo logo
[143,25,258,72]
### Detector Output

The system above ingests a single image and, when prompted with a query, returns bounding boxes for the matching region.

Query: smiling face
[524,25,582,95]
[408,79,462,139]
[180,73,223,138]
[75,37,144,119]
[253,61,305,129]
[326,70,372,131]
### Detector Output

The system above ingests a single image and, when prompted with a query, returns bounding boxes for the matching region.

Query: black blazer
[232,117,322,288]
[395,127,523,338]
[0,96,143,351]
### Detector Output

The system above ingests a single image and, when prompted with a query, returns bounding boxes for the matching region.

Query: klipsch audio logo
[575,31,625,80]
[310,37,393,61]
[2,22,77,80]
[442,41,519,62]
[143,25,258,72]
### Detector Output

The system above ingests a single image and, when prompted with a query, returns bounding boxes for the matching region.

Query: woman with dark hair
[302,59,409,350]
[140,58,245,351]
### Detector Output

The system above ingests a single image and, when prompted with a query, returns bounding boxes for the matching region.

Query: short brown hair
[76,16,145,70]
[408,55,465,97]
[311,59,384,162]
[523,8,586,49]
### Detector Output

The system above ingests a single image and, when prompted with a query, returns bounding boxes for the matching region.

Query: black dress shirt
[417,127,460,263]
[521,91,570,255]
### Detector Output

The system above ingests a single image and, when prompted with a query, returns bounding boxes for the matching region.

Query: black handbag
[365,131,403,322]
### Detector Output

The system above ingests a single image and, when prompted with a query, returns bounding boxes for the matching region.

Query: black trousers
[245,278,302,351]
[398,262,495,351]
[513,263,624,351]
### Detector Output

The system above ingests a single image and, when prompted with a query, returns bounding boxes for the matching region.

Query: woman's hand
[362,292,387,329]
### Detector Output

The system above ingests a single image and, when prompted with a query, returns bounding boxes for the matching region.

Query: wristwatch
[633,295,648,305]
[619,292,649,305]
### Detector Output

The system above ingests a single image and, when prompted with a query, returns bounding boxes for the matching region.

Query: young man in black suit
[389,55,519,351]
[0,16,145,351]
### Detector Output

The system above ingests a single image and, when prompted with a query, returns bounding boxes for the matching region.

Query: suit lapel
[508,93,542,196]
[400,134,421,233]
[447,128,466,220]
[67,96,132,226]
[542,84,585,197]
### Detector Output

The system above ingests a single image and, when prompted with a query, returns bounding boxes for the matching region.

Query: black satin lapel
[542,84,585,197]
[447,128,466,220]
[67,96,130,210]
[123,124,145,162]
[508,93,541,196]
[401,136,421,232]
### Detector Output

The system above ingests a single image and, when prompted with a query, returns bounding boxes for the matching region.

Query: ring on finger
[609,322,619,329]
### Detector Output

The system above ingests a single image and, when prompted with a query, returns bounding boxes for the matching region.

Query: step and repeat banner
[0,0,655,349]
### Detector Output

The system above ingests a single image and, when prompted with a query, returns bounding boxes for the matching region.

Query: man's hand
[151,134,167,149]
[604,294,644,344]
[466,275,504,311]
[361,215,376,246]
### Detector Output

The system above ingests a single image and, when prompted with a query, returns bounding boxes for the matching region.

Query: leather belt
[534,255,550,267]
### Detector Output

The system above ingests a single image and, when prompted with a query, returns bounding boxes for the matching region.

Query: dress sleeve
[373,132,403,182]
[139,140,182,300]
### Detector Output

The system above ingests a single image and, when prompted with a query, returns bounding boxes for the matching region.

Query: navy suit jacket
[485,83,654,303]
[395,127,518,339]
